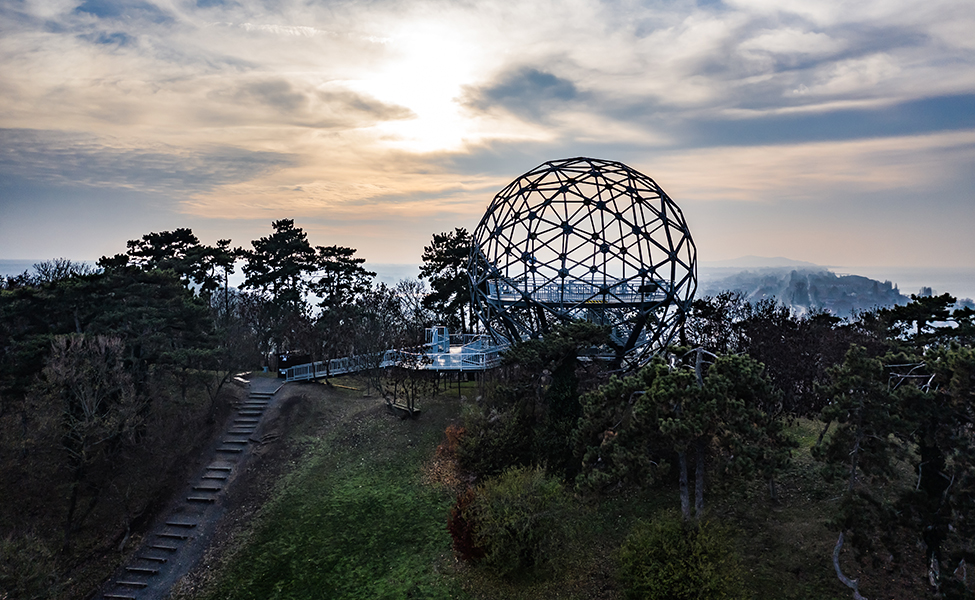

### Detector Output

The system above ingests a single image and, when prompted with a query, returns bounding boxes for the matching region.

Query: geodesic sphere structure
[469,157,697,365]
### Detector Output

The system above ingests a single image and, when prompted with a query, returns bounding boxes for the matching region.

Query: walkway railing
[285,339,505,382]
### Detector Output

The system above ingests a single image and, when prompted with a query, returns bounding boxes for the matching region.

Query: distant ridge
[698,266,909,316]
[699,256,819,269]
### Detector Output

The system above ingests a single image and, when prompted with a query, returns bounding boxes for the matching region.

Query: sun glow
[347,19,503,153]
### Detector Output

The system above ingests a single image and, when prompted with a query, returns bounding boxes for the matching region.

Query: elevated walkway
[285,328,505,383]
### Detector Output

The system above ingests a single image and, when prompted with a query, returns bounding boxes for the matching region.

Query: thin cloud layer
[0,129,295,194]
[0,0,973,267]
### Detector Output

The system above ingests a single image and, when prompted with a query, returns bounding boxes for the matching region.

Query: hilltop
[699,266,908,316]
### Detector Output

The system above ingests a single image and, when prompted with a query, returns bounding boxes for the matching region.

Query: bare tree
[32,258,96,284]
[36,334,144,551]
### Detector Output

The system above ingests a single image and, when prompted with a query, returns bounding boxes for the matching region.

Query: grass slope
[200,380,464,600]
[193,379,895,600]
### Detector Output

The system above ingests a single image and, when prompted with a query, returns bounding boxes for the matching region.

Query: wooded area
[0,220,448,599]
[2,220,974,599]
[449,292,975,599]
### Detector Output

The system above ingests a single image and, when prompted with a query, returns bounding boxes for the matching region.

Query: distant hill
[698,267,909,316]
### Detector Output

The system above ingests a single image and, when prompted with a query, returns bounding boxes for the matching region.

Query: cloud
[0,129,296,195]
[178,144,511,222]
[739,28,845,56]
[195,79,416,129]
[232,79,307,113]
[647,128,975,205]
[81,30,136,46]
[464,67,580,121]
[74,0,174,24]
[2,0,974,267]
[237,23,328,37]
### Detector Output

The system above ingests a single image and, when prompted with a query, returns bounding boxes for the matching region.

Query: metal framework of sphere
[469,157,697,365]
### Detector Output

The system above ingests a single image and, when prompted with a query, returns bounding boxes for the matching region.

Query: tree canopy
[419,227,473,332]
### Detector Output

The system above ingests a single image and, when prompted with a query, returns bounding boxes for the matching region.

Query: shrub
[449,466,574,577]
[455,403,533,478]
[0,532,61,600]
[447,487,485,562]
[616,512,747,600]
[443,424,465,453]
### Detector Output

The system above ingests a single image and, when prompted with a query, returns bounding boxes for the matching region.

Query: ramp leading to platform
[285,331,505,382]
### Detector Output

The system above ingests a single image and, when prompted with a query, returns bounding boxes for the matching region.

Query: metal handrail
[285,341,506,382]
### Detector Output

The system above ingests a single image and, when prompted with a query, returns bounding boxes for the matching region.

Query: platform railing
[485,276,667,305]
[285,341,506,382]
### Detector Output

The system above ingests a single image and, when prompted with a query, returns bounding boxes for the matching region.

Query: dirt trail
[94,377,286,600]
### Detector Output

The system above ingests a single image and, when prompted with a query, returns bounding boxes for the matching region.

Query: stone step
[125,566,158,575]
[149,543,178,551]
[187,496,215,503]
[216,447,242,453]
[207,465,232,471]
[157,532,188,540]
[165,520,197,528]
[222,439,248,445]
[104,594,137,600]
[193,485,221,492]
[115,580,149,587]
[138,555,168,563]
[202,474,228,480]
[234,418,260,423]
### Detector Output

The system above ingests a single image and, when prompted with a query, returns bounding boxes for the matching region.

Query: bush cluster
[455,401,533,478]
[447,466,574,578]
[616,512,747,600]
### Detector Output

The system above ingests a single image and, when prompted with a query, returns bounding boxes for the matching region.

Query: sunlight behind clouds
[1,0,973,268]
[346,12,551,153]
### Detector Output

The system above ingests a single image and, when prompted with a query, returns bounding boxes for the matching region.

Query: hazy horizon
[4,257,973,303]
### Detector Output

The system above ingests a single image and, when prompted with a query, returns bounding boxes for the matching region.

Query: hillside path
[95,377,284,600]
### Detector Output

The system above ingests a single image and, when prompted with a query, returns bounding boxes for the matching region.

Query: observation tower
[469,157,697,365]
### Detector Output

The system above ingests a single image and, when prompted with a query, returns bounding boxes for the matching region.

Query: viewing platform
[482,276,669,309]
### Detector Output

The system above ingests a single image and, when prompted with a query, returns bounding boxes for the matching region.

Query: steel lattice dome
[468,157,697,365]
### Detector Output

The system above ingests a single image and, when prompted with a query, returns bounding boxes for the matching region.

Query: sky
[1,0,974,272]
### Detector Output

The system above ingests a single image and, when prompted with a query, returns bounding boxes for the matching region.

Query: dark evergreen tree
[577,351,792,520]
[242,219,317,313]
[419,227,473,332]
[310,245,375,312]
[456,321,610,479]
[241,219,318,358]
[685,291,749,354]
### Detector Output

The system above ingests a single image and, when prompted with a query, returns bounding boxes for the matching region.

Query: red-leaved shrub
[447,487,485,562]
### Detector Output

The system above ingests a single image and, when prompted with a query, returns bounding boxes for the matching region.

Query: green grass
[710,418,849,600]
[197,391,902,600]
[201,380,467,600]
